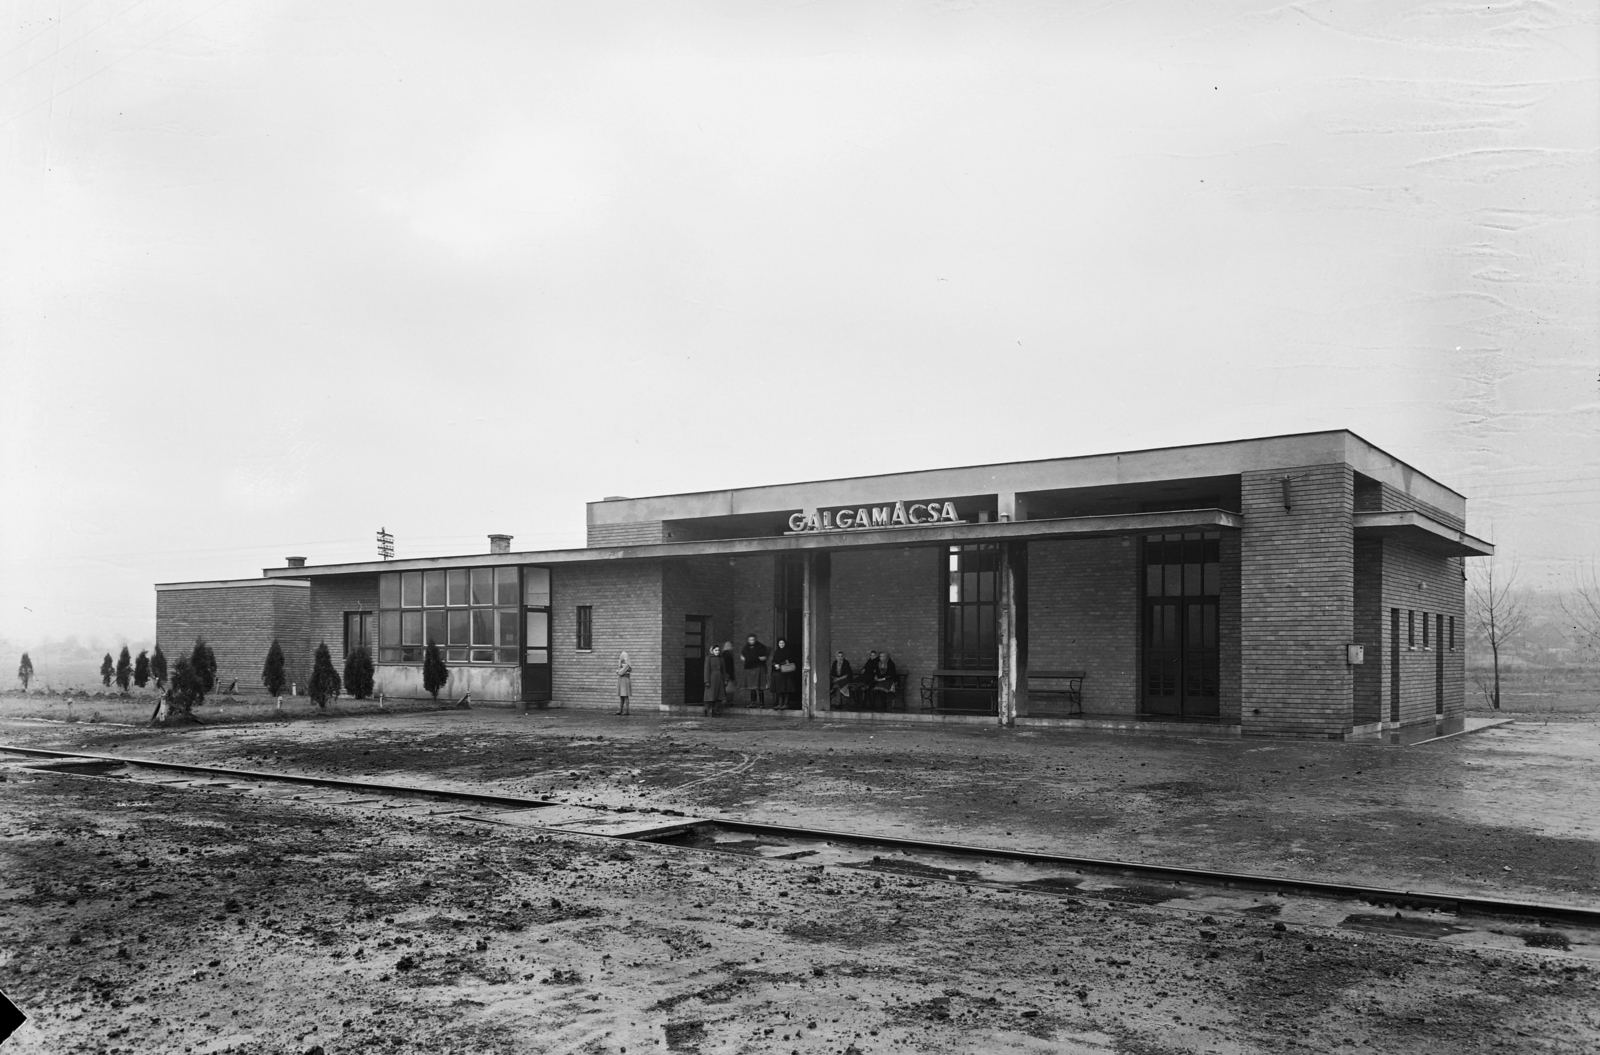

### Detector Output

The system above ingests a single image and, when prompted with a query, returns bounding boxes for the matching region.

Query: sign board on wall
[787,501,967,533]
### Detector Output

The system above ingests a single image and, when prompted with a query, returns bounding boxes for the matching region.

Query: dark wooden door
[684,616,707,705]
[1141,533,1220,718]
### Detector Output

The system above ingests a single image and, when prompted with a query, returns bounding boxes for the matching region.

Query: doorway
[1141,533,1220,718]
[684,616,708,705]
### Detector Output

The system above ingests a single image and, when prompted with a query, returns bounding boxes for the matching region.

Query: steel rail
[6,743,1597,928]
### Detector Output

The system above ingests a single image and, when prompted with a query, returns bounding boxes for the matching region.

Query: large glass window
[380,567,522,664]
[943,545,998,670]
[1142,532,1221,718]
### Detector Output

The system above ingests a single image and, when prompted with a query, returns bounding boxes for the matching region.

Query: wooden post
[803,551,831,720]
[997,540,1029,727]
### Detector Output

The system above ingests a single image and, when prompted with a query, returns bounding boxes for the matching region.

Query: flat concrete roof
[587,430,1466,530]
[156,578,310,591]
[262,509,1241,579]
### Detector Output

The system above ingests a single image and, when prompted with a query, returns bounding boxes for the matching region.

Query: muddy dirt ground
[1,705,1597,1053]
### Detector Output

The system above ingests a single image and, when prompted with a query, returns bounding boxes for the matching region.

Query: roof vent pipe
[488,534,513,554]
[286,556,307,568]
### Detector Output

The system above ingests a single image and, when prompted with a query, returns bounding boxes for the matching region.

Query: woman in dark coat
[829,652,853,709]
[872,651,899,711]
[771,638,799,709]
[703,645,726,716]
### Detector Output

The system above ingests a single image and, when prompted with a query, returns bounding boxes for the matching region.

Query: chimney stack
[286,556,307,568]
[488,534,513,554]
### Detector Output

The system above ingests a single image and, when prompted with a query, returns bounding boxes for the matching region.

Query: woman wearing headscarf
[872,651,899,711]
[720,641,737,706]
[615,652,632,715]
[771,637,799,710]
[703,645,726,717]
[829,651,854,709]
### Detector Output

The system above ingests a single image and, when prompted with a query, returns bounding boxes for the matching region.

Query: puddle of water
[1341,913,1476,940]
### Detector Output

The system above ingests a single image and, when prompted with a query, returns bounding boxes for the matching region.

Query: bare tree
[1469,557,1527,710]
[1560,559,1600,656]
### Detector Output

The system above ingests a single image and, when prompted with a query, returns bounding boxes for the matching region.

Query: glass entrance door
[1141,533,1220,718]
[521,568,551,703]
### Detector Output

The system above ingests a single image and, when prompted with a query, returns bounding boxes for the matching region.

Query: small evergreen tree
[191,638,218,695]
[307,642,341,709]
[343,645,375,700]
[100,653,114,688]
[17,653,33,691]
[150,644,168,689]
[422,639,449,701]
[165,655,207,718]
[133,650,150,689]
[262,640,287,698]
[115,646,133,693]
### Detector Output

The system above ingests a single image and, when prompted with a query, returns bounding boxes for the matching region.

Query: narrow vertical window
[1422,612,1430,650]
[576,606,593,651]
[1408,610,1416,648]
[1449,615,1456,651]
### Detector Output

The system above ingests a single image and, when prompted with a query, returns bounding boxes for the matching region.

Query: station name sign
[788,501,966,533]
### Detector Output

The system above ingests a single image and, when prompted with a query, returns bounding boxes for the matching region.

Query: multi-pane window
[1408,610,1416,649]
[1422,612,1430,650]
[1142,532,1221,717]
[377,567,519,664]
[576,606,593,651]
[944,545,997,669]
[344,612,374,657]
[525,568,551,666]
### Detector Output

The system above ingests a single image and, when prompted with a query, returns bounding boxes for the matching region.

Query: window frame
[378,567,525,666]
[576,605,593,652]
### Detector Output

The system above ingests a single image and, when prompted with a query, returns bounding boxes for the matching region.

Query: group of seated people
[828,650,901,710]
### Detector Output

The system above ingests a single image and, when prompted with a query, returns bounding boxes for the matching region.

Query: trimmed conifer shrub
[262,640,287,698]
[133,650,150,689]
[115,646,133,693]
[17,653,32,691]
[166,655,206,718]
[100,653,114,688]
[422,640,449,701]
[308,642,341,709]
[343,645,375,700]
[150,644,168,689]
[191,638,218,695]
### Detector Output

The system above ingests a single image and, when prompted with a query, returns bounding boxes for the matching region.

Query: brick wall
[731,555,777,654]
[1377,540,1465,725]
[155,583,310,694]
[1218,530,1242,724]
[587,522,666,547]
[308,574,378,664]
[551,561,663,709]
[830,547,941,686]
[1025,537,1140,716]
[661,558,736,705]
[1352,539,1384,725]
[1239,464,1355,738]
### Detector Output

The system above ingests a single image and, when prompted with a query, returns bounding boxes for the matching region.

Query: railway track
[4,743,1596,956]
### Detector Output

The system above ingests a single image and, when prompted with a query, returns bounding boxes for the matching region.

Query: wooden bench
[830,670,909,711]
[920,669,999,714]
[1026,669,1086,716]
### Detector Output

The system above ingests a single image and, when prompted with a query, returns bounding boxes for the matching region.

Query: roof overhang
[262,509,1242,578]
[156,578,310,591]
[1353,511,1494,558]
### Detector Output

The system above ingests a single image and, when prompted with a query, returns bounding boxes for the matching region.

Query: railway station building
[155,431,1492,740]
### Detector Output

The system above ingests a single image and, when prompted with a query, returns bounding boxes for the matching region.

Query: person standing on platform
[721,640,737,706]
[615,652,632,715]
[740,634,770,707]
[771,637,799,710]
[703,645,726,717]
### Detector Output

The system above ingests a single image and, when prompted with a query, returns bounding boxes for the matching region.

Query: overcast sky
[2,0,1596,647]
